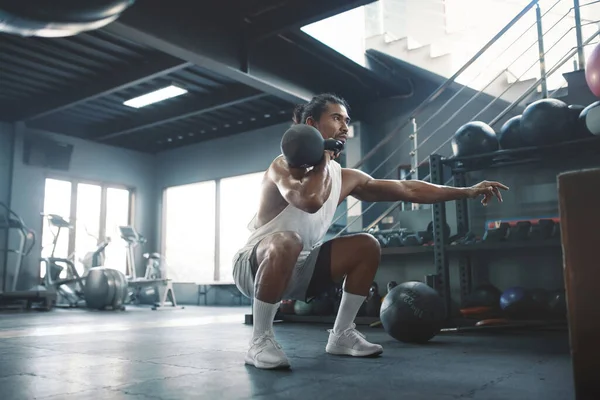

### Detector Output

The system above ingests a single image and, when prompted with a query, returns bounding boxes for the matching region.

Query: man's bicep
[343,168,374,201]
[344,168,412,202]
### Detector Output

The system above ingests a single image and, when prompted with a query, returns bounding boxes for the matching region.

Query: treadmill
[0,202,56,310]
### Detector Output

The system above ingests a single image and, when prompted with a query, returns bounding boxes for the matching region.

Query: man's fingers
[489,181,509,190]
[493,187,503,202]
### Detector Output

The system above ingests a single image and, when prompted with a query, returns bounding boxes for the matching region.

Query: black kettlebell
[281,124,344,168]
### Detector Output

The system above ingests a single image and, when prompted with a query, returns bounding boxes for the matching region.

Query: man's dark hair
[292,93,349,124]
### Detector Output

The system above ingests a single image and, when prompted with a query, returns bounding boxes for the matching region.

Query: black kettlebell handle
[324,139,345,156]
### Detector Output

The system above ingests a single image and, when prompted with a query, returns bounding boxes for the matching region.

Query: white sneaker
[245,331,291,370]
[326,323,383,357]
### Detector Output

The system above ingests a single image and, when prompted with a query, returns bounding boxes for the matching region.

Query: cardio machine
[40,214,112,308]
[119,226,180,310]
[40,214,85,307]
[0,202,56,310]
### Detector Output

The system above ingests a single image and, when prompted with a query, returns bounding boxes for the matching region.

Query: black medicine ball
[451,121,499,157]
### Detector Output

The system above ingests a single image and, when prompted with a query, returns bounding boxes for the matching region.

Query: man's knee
[257,231,303,271]
[355,233,381,261]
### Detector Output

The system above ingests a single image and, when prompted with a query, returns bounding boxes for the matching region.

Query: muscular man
[233,93,508,370]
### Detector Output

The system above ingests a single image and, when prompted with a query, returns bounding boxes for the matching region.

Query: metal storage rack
[428,135,600,317]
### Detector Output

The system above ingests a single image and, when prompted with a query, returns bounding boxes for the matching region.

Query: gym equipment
[585,42,600,96]
[482,222,510,242]
[279,299,295,314]
[498,115,529,149]
[40,214,127,310]
[119,226,180,310]
[39,214,85,307]
[0,203,56,310]
[365,282,382,317]
[451,121,499,157]
[311,292,335,316]
[530,219,557,240]
[579,101,600,136]
[528,288,550,315]
[280,124,345,168]
[84,267,128,310]
[499,286,533,318]
[567,105,590,139]
[507,221,532,241]
[0,0,136,37]
[520,98,571,145]
[380,281,446,343]
[462,283,502,309]
[426,221,451,242]
[294,300,313,316]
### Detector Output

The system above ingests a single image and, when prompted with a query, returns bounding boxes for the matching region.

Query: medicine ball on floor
[499,286,532,319]
[520,98,571,145]
[451,121,499,157]
[84,267,128,310]
[380,281,446,344]
[0,0,135,37]
[294,300,313,316]
[462,283,502,309]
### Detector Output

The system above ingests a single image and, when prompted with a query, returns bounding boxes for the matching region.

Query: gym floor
[0,306,573,400]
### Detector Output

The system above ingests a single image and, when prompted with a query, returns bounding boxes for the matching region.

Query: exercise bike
[40,214,112,308]
[39,214,86,307]
[119,226,181,310]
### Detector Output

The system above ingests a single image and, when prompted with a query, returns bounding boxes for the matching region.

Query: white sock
[252,298,280,338]
[333,291,366,333]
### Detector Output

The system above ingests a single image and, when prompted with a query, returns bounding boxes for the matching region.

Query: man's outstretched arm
[342,168,508,206]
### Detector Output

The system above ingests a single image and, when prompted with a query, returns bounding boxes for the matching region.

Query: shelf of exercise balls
[442,135,600,173]
[445,238,562,252]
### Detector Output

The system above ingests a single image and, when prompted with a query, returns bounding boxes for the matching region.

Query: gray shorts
[232,241,327,302]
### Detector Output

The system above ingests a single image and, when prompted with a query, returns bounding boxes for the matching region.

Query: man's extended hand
[468,181,509,206]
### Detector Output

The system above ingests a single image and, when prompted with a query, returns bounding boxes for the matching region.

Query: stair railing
[330,0,599,237]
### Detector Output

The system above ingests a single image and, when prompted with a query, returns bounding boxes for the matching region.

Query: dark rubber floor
[0,306,574,399]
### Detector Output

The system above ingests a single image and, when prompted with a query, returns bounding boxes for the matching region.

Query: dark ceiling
[0,0,413,153]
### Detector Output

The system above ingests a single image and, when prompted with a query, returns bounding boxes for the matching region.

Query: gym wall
[0,122,15,292]
[0,122,14,206]
[9,123,157,290]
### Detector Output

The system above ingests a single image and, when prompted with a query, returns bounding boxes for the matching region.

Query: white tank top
[245,160,343,251]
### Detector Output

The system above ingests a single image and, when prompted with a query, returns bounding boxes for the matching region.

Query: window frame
[161,170,266,284]
[42,173,135,257]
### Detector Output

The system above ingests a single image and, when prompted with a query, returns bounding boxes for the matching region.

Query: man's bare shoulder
[267,155,287,179]
[341,167,371,180]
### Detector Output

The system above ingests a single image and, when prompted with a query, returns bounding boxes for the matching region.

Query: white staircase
[364,0,600,102]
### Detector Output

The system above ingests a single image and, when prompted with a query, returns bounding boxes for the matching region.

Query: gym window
[41,177,134,277]
[162,171,264,284]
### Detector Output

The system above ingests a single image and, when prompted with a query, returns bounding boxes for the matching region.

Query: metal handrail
[333,0,596,236]
[491,27,600,125]
[352,0,540,170]
[413,0,567,154]
[331,4,563,231]
[329,0,544,230]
